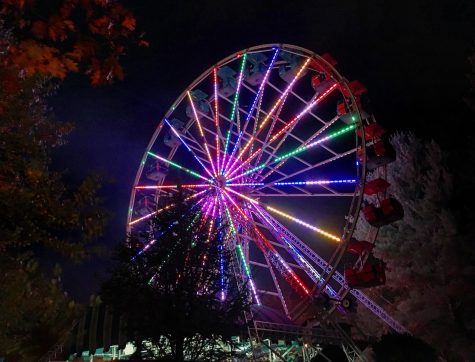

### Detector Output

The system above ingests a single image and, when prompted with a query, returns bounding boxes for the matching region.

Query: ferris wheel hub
[215,174,227,189]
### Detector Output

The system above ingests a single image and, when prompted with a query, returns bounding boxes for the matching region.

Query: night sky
[51,0,475,300]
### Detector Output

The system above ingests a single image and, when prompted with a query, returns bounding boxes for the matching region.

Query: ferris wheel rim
[126,44,369,322]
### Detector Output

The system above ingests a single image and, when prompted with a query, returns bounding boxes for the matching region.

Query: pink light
[214,68,220,174]
[135,184,210,189]
[187,91,218,176]
[268,82,338,143]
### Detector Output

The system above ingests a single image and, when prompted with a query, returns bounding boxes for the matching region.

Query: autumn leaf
[31,21,48,39]
[121,15,136,31]
[47,16,75,41]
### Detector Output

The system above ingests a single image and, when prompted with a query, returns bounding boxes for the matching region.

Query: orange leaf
[31,21,48,39]
[121,15,136,31]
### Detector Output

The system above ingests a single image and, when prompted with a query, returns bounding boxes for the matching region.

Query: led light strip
[266,206,341,242]
[225,57,311,178]
[236,244,261,305]
[135,184,211,189]
[223,48,280,175]
[187,91,218,176]
[129,189,208,226]
[164,119,214,179]
[147,151,209,181]
[213,68,221,174]
[273,179,356,186]
[227,82,338,179]
[274,124,356,162]
[225,187,341,242]
[222,53,248,174]
[227,123,356,182]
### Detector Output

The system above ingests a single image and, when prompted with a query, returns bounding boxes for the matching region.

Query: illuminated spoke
[227,83,338,179]
[223,48,280,175]
[187,91,218,176]
[257,115,340,182]
[135,184,210,190]
[164,119,214,179]
[147,151,210,181]
[129,189,209,226]
[225,187,341,242]
[227,123,355,182]
[222,54,247,174]
[225,57,311,177]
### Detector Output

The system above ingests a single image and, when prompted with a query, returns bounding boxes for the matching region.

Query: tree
[0,253,79,361]
[372,333,437,362]
[0,1,141,358]
[353,133,475,361]
[101,190,250,361]
[1,0,145,86]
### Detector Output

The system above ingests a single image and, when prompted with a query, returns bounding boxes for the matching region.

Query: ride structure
[126,44,406,361]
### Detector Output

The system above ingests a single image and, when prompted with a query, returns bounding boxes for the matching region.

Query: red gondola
[364,178,391,196]
[347,238,374,255]
[362,197,404,227]
[366,138,396,170]
[345,258,386,288]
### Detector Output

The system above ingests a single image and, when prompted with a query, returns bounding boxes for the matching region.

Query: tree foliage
[0,253,80,361]
[354,133,475,361]
[372,333,437,362]
[0,1,140,357]
[1,0,146,86]
[101,191,250,361]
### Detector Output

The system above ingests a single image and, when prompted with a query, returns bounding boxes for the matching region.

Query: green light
[147,151,207,181]
[274,124,356,162]
[230,53,247,124]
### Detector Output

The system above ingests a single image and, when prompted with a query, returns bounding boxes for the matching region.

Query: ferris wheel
[127,44,406,334]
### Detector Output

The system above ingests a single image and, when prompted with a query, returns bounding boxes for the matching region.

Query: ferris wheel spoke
[227,122,355,183]
[221,194,261,304]
[256,115,340,182]
[225,187,341,243]
[225,57,311,178]
[222,49,280,175]
[248,94,288,172]
[244,82,339,179]
[247,179,357,197]
[147,151,210,182]
[212,68,224,173]
[187,91,219,176]
[128,189,209,227]
[164,119,214,179]
[251,206,340,298]
[222,53,247,174]
[257,148,357,191]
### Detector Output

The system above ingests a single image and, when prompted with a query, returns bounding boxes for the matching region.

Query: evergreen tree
[353,133,475,360]
[101,190,250,361]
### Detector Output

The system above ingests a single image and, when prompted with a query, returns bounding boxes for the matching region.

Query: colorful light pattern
[187,91,218,176]
[226,82,338,179]
[135,184,210,189]
[223,48,280,175]
[147,151,209,181]
[164,119,214,179]
[266,206,341,242]
[227,123,356,182]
